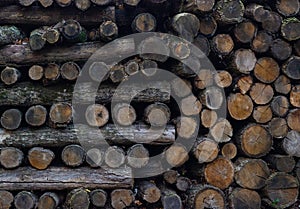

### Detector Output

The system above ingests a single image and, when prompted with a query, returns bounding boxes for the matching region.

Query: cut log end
[111,189,134,209]
[61,145,86,167]
[65,188,90,209]
[227,93,253,120]
[0,147,24,169]
[112,103,136,126]
[14,191,37,209]
[85,104,109,127]
[144,103,170,127]
[1,109,22,130]
[49,102,72,127]
[104,146,125,168]
[1,67,20,85]
[90,189,107,207]
[28,147,55,170]
[60,62,80,81]
[0,190,14,209]
[99,20,118,41]
[126,144,149,168]
[25,105,47,127]
[38,192,60,209]
[193,137,219,163]
[132,13,156,32]
[29,65,44,81]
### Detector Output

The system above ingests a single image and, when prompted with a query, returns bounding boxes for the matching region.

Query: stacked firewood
[0,0,300,209]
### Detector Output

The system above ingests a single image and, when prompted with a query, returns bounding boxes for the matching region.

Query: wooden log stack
[0,0,299,209]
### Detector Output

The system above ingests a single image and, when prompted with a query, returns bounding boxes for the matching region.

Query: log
[261,11,282,33]
[171,78,192,98]
[214,70,232,88]
[290,85,300,107]
[0,5,115,26]
[0,147,23,169]
[254,57,280,84]
[19,0,36,6]
[229,188,261,209]
[1,109,22,130]
[38,192,60,209]
[28,147,55,170]
[227,93,253,120]
[266,154,295,172]
[181,95,202,116]
[176,117,198,139]
[287,109,300,132]
[43,28,60,44]
[181,0,215,13]
[28,65,44,81]
[43,63,60,83]
[269,118,288,138]
[176,176,191,192]
[138,181,161,203]
[238,124,272,157]
[110,65,126,83]
[252,105,272,123]
[0,124,175,147]
[61,144,86,167]
[161,188,182,209]
[126,144,149,168]
[55,0,72,7]
[14,191,37,209]
[165,143,189,167]
[200,109,217,128]
[86,148,104,167]
[60,62,80,81]
[199,16,217,37]
[193,137,219,163]
[187,184,225,209]
[91,0,113,6]
[263,172,299,209]
[199,86,223,110]
[249,83,274,105]
[88,61,110,82]
[221,142,237,160]
[294,39,300,56]
[132,13,156,33]
[124,0,140,6]
[64,188,89,209]
[234,20,257,43]
[245,3,268,23]
[214,0,244,24]
[0,166,133,190]
[1,67,20,85]
[276,0,300,16]
[170,41,191,61]
[124,59,140,76]
[138,36,169,62]
[283,130,300,157]
[111,189,134,209]
[49,102,72,127]
[282,56,300,80]
[90,189,107,208]
[281,18,300,41]
[274,75,291,94]
[231,49,257,74]
[29,28,46,51]
[112,103,136,126]
[144,103,170,127]
[163,170,178,184]
[25,105,47,127]
[0,26,24,46]
[193,34,211,56]
[104,146,125,168]
[234,158,270,189]
[210,118,233,143]
[39,0,53,7]
[74,0,91,11]
[271,96,289,117]
[251,31,273,53]
[85,104,109,127]
[0,190,14,209]
[194,69,214,90]
[236,75,253,94]
[99,20,118,42]
[270,39,292,61]
[61,19,87,43]
[140,59,158,77]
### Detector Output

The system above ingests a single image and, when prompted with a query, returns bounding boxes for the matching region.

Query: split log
[261,11,282,33]
[249,83,274,105]
[14,191,37,209]
[227,93,253,120]
[144,103,170,126]
[1,67,20,85]
[254,57,280,84]
[90,189,107,208]
[1,109,22,130]
[269,118,288,138]
[281,18,300,41]
[110,65,126,83]
[161,188,182,209]
[132,13,156,32]
[263,172,299,209]
[0,26,24,46]
[25,105,47,127]
[0,166,133,190]
[282,56,300,80]
[85,104,109,127]
[234,158,270,189]
[86,148,104,167]
[99,20,118,41]
[0,190,14,209]
[64,188,89,209]
[171,78,192,98]
[124,59,140,76]
[28,147,55,170]
[138,181,161,203]
[214,70,232,88]
[74,0,91,11]
[229,188,261,209]
[61,19,87,43]
[200,109,217,128]
[28,65,44,81]
[231,49,257,74]
[238,124,272,157]
[126,144,149,168]
[112,103,136,126]
[181,95,202,116]
[60,62,80,81]
[29,28,46,51]
[163,170,178,184]
[221,143,237,160]
[0,147,23,169]
[193,137,219,163]
[234,20,257,43]
[43,63,60,84]
[104,146,125,168]
[290,85,300,107]
[140,59,158,77]
[187,184,225,209]
[214,0,244,24]
[165,143,189,167]
[39,0,53,7]
[252,105,272,123]
[270,39,292,61]
[236,75,253,94]
[88,61,110,82]
[199,16,217,37]
[176,176,191,192]
[176,117,198,139]
[210,118,233,143]
[274,75,291,94]
[111,189,134,209]
[287,109,300,132]
[38,192,60,209]
[199,86,224,110]
[49,102,72,127]
[61,144,86,167]
[282,130,300,157]
[266,155,295,172]
[276,0,300,16]
[251,31,273,53]
[55,0,72,7]
[271,96,289,117]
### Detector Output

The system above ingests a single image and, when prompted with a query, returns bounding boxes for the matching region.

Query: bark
[281,18,300,41]
[0,25,24,46]
[214,0,244,24]
[266,154,295,172]
[270,39,292,61]
[282,56,300,80]
[229,188,261,209]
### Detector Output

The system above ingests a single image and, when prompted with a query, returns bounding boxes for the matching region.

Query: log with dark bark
[111,189,134,209]
[140,59,158,77]
[0,26,24,46]
[85,104,109,127]
[266,154,295,173]
[281,18,300,41]
[124,59,140,76]
[276,0,300,16]
[112,103,136,126]
[176,176,191,192]
[1,109,22,130]
[132,13,156,33]
[251,31,273,53]
[61,19,87,43]
[29,28,46,51]
[90,189,107,208]
[261,11,282,33]
[28,147,55,170]
[193,137,219,163]
[61,144,86,167]
[110,65,126,83]
[49,102,72,128]
[25,105,47,127]
[104,146,125,168]
[0,190,14,209]
[274,75,291,94]
[234,20,257,43]
[211,34,234,56]
[245,3,268,22]
[1,67,20,85]
[270,39,292,61]
[161,188,182,209]
[99,20,118,42]
[19,0,36,6]
[138,181,161,203]
[43,27,60,44]
[271,96,289,117]
[199,16,217,37]
[60,62,80,81]
[0,147,24,169]
[38,192,60,209]
[181,0,215,13]
[14,191,37,209]
[282,56,300,80]
[126,144,149,168]
[229,188,261,209]
[28,65,44,81]
[287,109,300,132]
[91,0,114,6]
[214,0,244,24]
[64,188,90,209]
[283,130,300,157]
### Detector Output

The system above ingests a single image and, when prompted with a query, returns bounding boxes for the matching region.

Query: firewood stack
[0,0,299,208]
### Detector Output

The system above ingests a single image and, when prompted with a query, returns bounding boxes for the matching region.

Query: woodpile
[0,0,299,209]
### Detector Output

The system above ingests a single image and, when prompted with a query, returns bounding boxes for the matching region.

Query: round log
[176,116,198,139]
[1,109,22,130]
[214,70,232,88]
[140,59,158,77]
[124,0,140,6]
[28,147,55,170]
[163,170,178,184]
[88,61,110,83]
[211,34,234,56]
[283,130,300,157]
[85,104,109,127]
[281,18,300,41]
[86,148,104,168]
[200,109,217,128]
[270,39,292,61]
[1,67,20,85]
[176,176,191,192]
[227,93,253,120]
[28,65,44,81]
[61,19,86,42]
[60,62,80,81]
[112,103,136,126]
[138,181,161,203]
[171,78,192,98]
[19,0,36,6]
[90,189,107,208]
[182,0,215,13]
[124,59,139,76]
[126,144,149,168]
[245,3,269,22]
[181,95,202,116]
[229,188,261,209]
[111,189,134,209]
[25,105,47,127]
[165,143,189,167]
[261,11,282,33]
[249,83,274,105]
[282,56,300,80]
[132,13,156,33]
[0,147,23,169]
[193,137,219,163]
[38,192,60,209]
[254,57,280,83]
[234,20,257,43]
[144,103,170,127]
[215,0,244,24]
[90,0,111,5]
[199,86,223,110]
[43,28,60,44]
[199,16,217,37]
[14,191,37,209]
[99,20,118,41]
[49,102,72,127]
[276,0,300,16]
[221,143,237,160]
[274,75,291,94]
[0,190,14,209]
[232,49,257,74]
[194,69,214,90]
[193,34,211,56]
[39,0,53,7]
[44,63,60,82]
[252,105,272,123]
[210,118,233,143]
[65,188,90,209]
[287,109,300,132]
[290,85,300,107]
[74,0,91,11]
[251,31,273,53]
[271,96,289,117]
[104,146,125,168]
[110,65,126,83]
[61,144,86,167]
[29,28,46,51]
[266,154,296,173]
[161,188,182,209]
[269,118,288,139]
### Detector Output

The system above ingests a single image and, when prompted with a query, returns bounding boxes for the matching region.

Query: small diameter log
[104,146,125,168]
[55,0,72,7]
[111,189,134,209]
[263,173,299,209]
[282,56,300,80]
[90,189,107,208]
[139,59,158,77]
[125,59,139,76]
[176,176,191,192]
[199,86,223,110]
[291,85,300,107]
[221,143,237,160]
[25,105,47,127]
[74,0,91,11]
[187,184,225,209]
[214,70,232,88]
[194,69,214,90]
[126,144,149,168]
[85,104,109,127]
[227,93,253,120]
[14,191,37,209]
[144,103,170,127]
[38,192,60,209]
[165,143,189,167]
[270,39,292,61]
[112,103,136,126]
[229,188,261,209]
[132,13,156,32]
[49,102,72,127]
[252,105,272,123]
[276,0,300,16]
[43,28,60,44]
[254,57,280,84]
[110,65,126,83]
[238,124,272,158]
[0,190,14,209]
[261,11,282,33]
[232,49,257,74]
[99,21,118,42]
[181,95,202,116]
[61,19,87,43]
[88,61,110,83]
[199,16,217,37]
[1,67,20,85]
[266,155,295,173]
[170,41,191,60]
[60,62,80,81]
[0,147,23,169]
[138,181,161,203]
[39,0,54,7]
[62,144,86,167]
[28,65,44,81]
[0,25,24,46]
[249,83,274,105]
[214,0,244,24]
[193,137,219,163]
[161,188,182,209]
[176,116,198,139]
[234,20,257,43]
[287,109,300,132]
[28,147,55,170]
[281,18,300,41]
[236,75,253,94]
[200,109,217,128]
[19,0,36,6]
[245,3,269,23]
[65,188,90,209]
[271,96,289,117]
[211,34,234,56]
[1,109,22,130]
[171,13,200,42]
[274,75,291,94]
[234,158,270,189]
[283,130,300,157]
[269,118,288,138]
[171,78,192,98]
[86,148,104,168]
[251,31,273,53]
[163,170,178,184]
[29,28,46,51]
[210,118,233,143]
[44,63,60,83]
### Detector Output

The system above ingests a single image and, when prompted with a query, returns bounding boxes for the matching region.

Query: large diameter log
[0,166,133,190]
[276,0,300,16]
[25,105,47,127]
[251,31,273,53]
[229,188,261,209]
[0,123,175,147]
[193,137,219,163]
[0,147,24,169]
[64,188,89,209]
[254,57,280,83]
[261,11,282,33]
[0,190,14,209]
[249,83,274,105]
[252,105,272,124]
[282,56,300,80]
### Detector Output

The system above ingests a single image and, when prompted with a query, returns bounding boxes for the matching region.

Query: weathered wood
[85,104,109,127]
[161,188,182,209]
[227,93,253,120]
[110,65,126,83]
[229,188,261,209]
[25,105,47,127]
[1,67,20,85]
[19,0,36,6]
[294,39,300,56]
[245,3,268,22]
[252,105,272,123]
[14,191,37,209]
[91,0,113,5]
[234,20,257,43]
[163,170,178,184]
[55,0,72,7]
[282,56,300,80]
[1,109,22,130]
[90,189,107,208]
[0,166,133,190]
[175,116,198,139]
[181,95,202,116]
[193,137,219,163]
[0,190,14,209]
[254,57,280,83]
[214,0,244,24]
[210,118,233,143]
[99,20,118,42]
[112,103,136,126]
[28,65,44,81]
[144,103,170,126]
[199,86,224,110]
[266,154,295,172]
[261,11,282,33]
[86,148,104,168]
[193,34,211,56]
[271,96,289,117]
[0,26,24,46]
[111,189,134,209]
[181,0,215,13]
[274,75,291,94]
[281,18,300,41]
[124,0,140,6]
[60,62,80,81]
[64,188,89,209]
[287,109,300,132]
[231,49,257,74]
[104,146,125,168]
[49,102,72,127]
[29,28,46,51]
[165,143,189,167]
[221,143,237,160]
[283,130,300,157]
[39,0,53,7]
[132,13,156,33]
[249,83,274,105]
[276,0,300,16]
[28,147,55,170]
[214,70,232,88]
[43,28,60,44]
[171,78,192,98]
[194,69,214,90]
[251,31,273,53]
[199,16,217,37]
[74,0,91,11]
[61,19,87,43]
[126,144,149,168]
[0,147,23,169]
[270,39,292,61]
[43,63,60,84]
[269,118,288,138]
[236,75,253,94]
[124,59,140,76]
[200,109,217,128]
[176,176,191,192]
[88,61,110,82]
[138,181,161,203]
[139,59,158,77]
[38,192,60,209]
[290,85,300,107]
[62,144,86,167]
